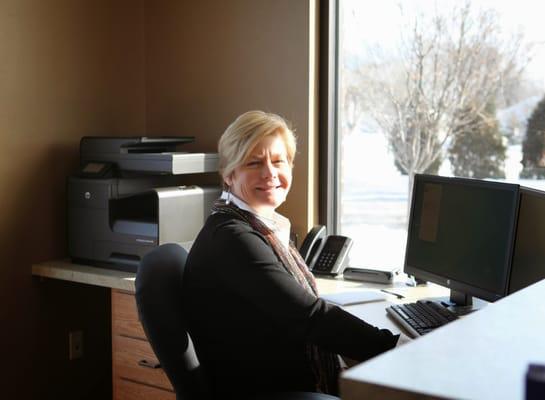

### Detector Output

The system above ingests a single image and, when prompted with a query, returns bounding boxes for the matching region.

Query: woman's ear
[224,174,233,187]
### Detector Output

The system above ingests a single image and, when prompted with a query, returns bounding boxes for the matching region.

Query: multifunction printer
[68,136,221,272]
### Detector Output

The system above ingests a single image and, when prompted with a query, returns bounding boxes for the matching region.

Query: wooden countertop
[32,259,136,291]
[31,259,423,296]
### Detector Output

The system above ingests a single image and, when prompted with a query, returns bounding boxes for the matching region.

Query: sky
[341,0,545,87]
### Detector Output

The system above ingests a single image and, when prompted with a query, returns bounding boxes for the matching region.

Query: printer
[68,136,221,272]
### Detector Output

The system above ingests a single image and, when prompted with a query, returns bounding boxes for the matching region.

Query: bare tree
[354,2,528,192]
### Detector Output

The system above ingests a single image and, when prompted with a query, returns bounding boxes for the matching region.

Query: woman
[183,111,399,398]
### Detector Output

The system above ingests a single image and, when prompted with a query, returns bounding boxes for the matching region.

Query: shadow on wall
[1,141,111,400]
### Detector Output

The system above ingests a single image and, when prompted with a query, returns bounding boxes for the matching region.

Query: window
[334,0,545,268]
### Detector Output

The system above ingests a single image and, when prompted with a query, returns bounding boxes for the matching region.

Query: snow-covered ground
[339,131,545,269]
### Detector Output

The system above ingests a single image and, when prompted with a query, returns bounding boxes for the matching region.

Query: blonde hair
[218,110,296,184]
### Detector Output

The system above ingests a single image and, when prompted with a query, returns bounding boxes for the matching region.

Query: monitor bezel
[404,174,520,303]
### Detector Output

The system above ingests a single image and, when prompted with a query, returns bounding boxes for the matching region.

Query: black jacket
[183,212,398,397]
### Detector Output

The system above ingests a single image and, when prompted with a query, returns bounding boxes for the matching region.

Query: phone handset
[299,225,353,276]
[299,225,327,264]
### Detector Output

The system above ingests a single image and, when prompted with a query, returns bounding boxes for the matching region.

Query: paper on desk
[321,290,386,306]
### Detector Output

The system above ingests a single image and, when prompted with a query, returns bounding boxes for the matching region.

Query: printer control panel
[80,162,113,178]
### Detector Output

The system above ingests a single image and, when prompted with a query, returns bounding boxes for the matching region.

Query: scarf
[212,199,341,395]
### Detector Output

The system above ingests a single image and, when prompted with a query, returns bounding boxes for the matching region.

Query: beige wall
[0,1,145,398]
[145,0,318,242]
[0,0,317,398]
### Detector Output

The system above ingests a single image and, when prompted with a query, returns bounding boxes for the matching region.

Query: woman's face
[225,134,292,216]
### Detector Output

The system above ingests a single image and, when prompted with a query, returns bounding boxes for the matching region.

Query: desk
[341,278,545,400]
[32,259,446,337]
[31,260,448,399]
[31,260,412,399]
[33,260,176,400]
[33,261,545,400]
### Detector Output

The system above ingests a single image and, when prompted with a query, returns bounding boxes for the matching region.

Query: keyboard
[386,300,459,337]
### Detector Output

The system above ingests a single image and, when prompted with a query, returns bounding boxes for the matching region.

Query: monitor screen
[404,174,519,303]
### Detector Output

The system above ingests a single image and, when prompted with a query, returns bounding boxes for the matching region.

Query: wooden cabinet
[115,379,176,400]
[112,289,175,400]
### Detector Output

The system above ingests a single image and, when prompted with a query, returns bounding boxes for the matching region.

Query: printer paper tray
[84,152,219,175]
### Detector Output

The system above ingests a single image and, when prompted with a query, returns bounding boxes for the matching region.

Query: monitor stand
[450,289,472,306]
[431,289,487,316]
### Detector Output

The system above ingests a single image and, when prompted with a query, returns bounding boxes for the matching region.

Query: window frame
[318,0,341,234]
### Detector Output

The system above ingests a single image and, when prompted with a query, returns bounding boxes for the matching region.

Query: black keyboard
[386,300,459,337]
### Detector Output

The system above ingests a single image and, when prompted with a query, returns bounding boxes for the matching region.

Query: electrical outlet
[69,330,83,360]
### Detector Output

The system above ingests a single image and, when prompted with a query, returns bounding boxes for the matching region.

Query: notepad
[321,290,386,306]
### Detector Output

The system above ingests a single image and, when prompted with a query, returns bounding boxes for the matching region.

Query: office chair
[135,243,340,400]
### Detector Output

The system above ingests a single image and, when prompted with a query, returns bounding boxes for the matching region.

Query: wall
[0,0,317,397]
[0,1,145,398]
[145,0,318,241]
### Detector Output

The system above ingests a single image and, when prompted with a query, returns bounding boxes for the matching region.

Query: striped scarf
[212,199,341,395]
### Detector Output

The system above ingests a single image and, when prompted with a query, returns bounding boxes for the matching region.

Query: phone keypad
[315,252,338,271]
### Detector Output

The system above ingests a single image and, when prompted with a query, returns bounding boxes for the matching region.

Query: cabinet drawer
[112,289,147,339]
[113,334,173,391]
[115,378,175,400]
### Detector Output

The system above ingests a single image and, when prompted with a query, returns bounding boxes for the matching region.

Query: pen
[380,289,405,299]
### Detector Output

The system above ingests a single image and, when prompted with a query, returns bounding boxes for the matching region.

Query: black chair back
[135,243,210,400]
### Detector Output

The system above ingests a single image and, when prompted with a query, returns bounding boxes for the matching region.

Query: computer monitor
[404,174,520,308]
[509,187,545,294]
